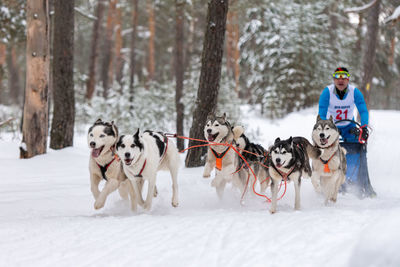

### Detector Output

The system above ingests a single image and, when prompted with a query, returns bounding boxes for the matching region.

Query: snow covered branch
[74,7,97,21]
[344,0,378,14]
[384,5,400,24]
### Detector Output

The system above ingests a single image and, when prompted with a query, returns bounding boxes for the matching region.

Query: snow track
[1,109,400,267]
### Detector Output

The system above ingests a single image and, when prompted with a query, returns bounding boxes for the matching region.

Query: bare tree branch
[0,118,15,128]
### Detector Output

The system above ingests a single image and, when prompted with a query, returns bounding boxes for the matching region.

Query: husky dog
[87,119,133,210]
[233,128,270,200]
[203,113,243,198]
[268,136,314,213]
[116,129,180,211]
[311,115,347,204]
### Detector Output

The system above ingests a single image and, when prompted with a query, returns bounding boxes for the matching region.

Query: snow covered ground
[1,108,400,267]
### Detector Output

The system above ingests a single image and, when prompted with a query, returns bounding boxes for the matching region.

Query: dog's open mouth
[320,136,330,146]
[276,161,285,168]
[91,146,104,158]
[124,158,133,166]
[207,133,219,142]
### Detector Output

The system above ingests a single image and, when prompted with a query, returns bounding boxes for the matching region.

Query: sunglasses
[333,72,350,79]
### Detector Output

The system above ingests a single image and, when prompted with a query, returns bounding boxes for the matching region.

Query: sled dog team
[87,114,347,214]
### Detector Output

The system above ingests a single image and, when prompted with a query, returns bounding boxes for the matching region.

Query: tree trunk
[50,0,75,149]
[114,6,124,86]
[0,43,6,103]
[185,0,229,167]
[360,0,380,110]
[86,0,106,100]
[101,0,117,98]
[129,0,138,108]
[21,0,50,158]
[175,0,185,151]
[146,0,155,84]
[6,46,22,105]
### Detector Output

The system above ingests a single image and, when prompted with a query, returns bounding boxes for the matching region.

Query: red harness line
[165,133,291,203]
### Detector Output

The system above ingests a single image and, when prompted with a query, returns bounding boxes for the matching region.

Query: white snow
[1,108,400,267]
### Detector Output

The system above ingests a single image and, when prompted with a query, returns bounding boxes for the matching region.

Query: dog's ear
[232,126,244,141]
[116,135,124,150]
[134,128,140,139]
[274,137,281,144]
[111,121,118,137]
[95,118,102,124]
[329,115,334,122]
[317,115,321,122]
[206,112,215,121]
[222,113,227,121]
[288,136,293,148]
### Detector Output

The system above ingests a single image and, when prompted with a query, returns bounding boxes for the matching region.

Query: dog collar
[272,164,295,180]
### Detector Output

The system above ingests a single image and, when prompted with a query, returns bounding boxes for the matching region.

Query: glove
[361,127,369,141]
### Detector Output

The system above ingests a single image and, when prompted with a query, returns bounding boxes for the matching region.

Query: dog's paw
[94,199,105,210]
[203,173,211,178]
[172,201,179,207]
[269,208,276,214]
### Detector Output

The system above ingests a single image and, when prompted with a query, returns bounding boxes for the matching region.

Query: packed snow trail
[0,108,400,267]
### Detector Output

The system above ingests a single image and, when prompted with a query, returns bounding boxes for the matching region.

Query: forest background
[0,0,399,163]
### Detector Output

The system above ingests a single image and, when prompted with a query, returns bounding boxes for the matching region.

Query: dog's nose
[207,129,212,134]
[276,158,281,163]
[319,133,325,138]
[90,141,96,148]
[125,152,131,158]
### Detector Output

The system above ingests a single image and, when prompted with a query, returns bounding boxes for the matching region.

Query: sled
[336,120,376,198]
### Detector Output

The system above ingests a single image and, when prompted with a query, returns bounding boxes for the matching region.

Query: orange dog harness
[210,147,231,170]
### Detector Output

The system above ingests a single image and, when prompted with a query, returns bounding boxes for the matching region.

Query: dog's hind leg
[216,179,227,199]
[94,179,119,210]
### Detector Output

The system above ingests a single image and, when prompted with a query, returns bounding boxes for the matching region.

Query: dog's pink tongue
[208,135,215,141]
[92,148,101,158]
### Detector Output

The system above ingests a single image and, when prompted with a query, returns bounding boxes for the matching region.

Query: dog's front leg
[310,171,322,193]
[129,177,145,209]
[330,171,341,203]
[90,174,101,200]
[143,175,156,211]
[270,179,279,214]
[293,174,301,210]
[203,156,215,178]
[94,179,119,209]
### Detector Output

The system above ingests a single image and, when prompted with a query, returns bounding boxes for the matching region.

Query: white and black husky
[116,129,180,211]
[311,115,347,204]
[268,136,314,213]
[203,113,243,198]
[87,119,133,210]
[233,129,270,200]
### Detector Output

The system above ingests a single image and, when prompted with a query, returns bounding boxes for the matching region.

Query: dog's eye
[90,133,93,137]
[100,134,105,138]
[326,127,330,130]
[121,144,125,148]
[131,144,135,148]
[282,151,286,154]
